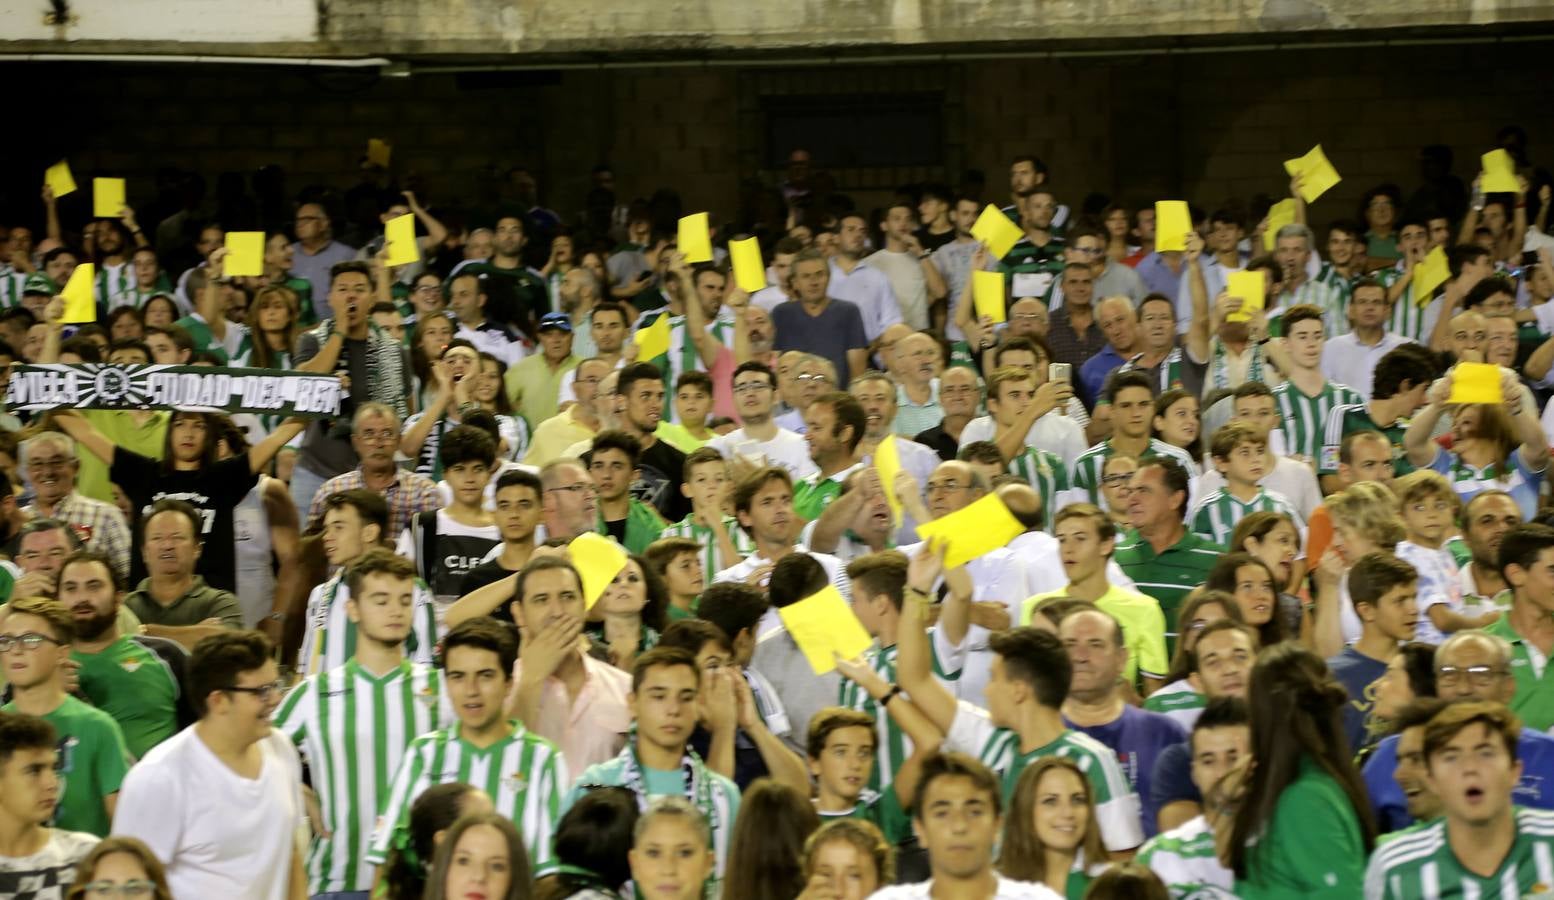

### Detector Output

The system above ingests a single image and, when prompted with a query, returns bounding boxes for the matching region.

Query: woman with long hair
[1228,511,1304,641]
[1223,643,1374,897]
[1152,389,1202,463]
[1204,553,1285,648]
[588,555,671,671]
[423,812,532,900]
[380,782,494,900]
[66,837,173,900]
[1319,481,1407,651]
[722,779,821,900]
[796,819,894,900]
[232,285,301,370]
[1403,369,1549,519]
[473,351,530,461]
[999,756,1109,898]
[533,787,638,900]
[1101,204,1136,264]
[411,313,457,411]
[629,797,718,900]
[1143,589,1244,727]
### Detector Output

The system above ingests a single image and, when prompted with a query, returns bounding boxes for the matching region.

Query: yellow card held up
[1283,144,1342,203]
[913,493,1025,570]
[634,314,671,361]
[972,270,1006,324]
[729,237,766,293]
[971,205,1025,260]
[1412,246,1450,306]
[1154,201,1191,252]
[366,138,392,168]
[1263,199,1298,251]
[678,213,713,264]
[570,532,629,610]
[1225,270,1266,323]
[778,585,875,676]
[385,214,419,267]
[1481,149,1521,194]
[1448,362,1504,406]
[45,161,76,198]
[60,264,96,324]
[223,232,264,277]
[92,178,125,219]
[873,435,903,528]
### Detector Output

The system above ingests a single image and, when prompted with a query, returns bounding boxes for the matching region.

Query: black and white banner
[4,363,342,418]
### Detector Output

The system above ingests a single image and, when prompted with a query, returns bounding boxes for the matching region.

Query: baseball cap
[22,274,58,296]
[538,312,572,333]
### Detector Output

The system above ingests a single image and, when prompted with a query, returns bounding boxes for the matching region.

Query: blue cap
[538,312,573,333]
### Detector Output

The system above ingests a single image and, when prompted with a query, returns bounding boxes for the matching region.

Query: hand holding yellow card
[873,435,903,528]
[678,213,713,264]
[778,585,874,675]
[385,214,419,267]
[1225,270,1265,323]
[44,161,76,198]
[1154,202,1191,252]
[60,264,96,324]
[912,493,1024,570]
[570,533,629,610]
[634,314,671,361]
[93,178,125,219]
[1481,150,1521,194]
[223,232,264,277]
[1263,199,1297,251]
[972,270,1006,324]
[1283,145,1342,203]
[1448,362,1505,406]
[729,238,766,293]
[1412,246,1450,305]
[971,205,1025,260]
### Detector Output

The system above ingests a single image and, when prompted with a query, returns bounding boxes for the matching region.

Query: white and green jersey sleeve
[271,660,448,895]
[298,574,441,677]
[1135,815,1236,898]
[1140,680,1208,731]
[1364,807,1554,899]
[1273,380,1364,463]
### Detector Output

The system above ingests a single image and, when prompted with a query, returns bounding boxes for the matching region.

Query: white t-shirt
[869,876,1061,899]
[0,829,98,900]
[705,427,818,480]
[958,411,1088,469]
[113,728,304,900]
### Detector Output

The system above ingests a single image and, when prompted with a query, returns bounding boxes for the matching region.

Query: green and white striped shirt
[297,571,442,678]
[1381,264,1450,343]
[1273,380,1364,464]
[1319,403,1413,477]
[1269,270,1349,338]
[272,659,449,894]
[369,721,568,870]
[1008,447,1070,531]
[1364,807,1554,899]
[1072,439,1197,505]
[658,513,756,584]
[1135,815,1236,898]
[1188,487,1301,546]
[1140,680,1208,730]
[95,262,133,306]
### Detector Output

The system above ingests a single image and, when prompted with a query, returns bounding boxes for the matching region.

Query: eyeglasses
[83,882,156,898]
[734,382,773,394]
[1436,664,1508,686]
[1101,474,1135,488]
[356,429,398,444]
[0,632,64,654]
[924,481,968,496]
[223,680,287,703]
[795,374,832,384]
[547,483,598,497]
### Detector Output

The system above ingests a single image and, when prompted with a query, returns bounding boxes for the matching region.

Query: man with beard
[89,212,147,307]
[613,363,688,521]
[1456,490,1522,613]
[61,550,191,758]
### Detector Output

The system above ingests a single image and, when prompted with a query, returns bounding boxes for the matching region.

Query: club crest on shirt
[505,772,527,791]
[119,657,143,673]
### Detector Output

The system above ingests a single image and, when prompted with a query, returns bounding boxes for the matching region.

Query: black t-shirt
[458,559,519,624]
[111,450,258,592]
[602,518,628,544]
[294,332,372,479]
[917,227,957,252]
[634,438,688,521]
[914,425,960,462]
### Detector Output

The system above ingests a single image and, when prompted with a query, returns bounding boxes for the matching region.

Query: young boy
[399,424,500,615]
[656,370,717,452]
[1394,470,1489,643]
[0,713,100,899]
[1326,551,1419,752]
[645,536,706,620]
[658,447,753,576]
[1189,422,1302,546]
[805,707,926,846]
[983,368,1073,528]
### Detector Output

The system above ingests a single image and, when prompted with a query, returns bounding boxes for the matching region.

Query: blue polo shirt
[1361,727,1554,833]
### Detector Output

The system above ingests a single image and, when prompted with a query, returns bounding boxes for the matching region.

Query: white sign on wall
[2,0,317,44]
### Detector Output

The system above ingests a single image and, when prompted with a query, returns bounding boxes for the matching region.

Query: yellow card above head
[60,264,96,324]
[1412,246,1450,305]
[912,493,1025,570]
[1225,270,1266,323]
[1262,199,1297,251]
[678,213,713,264]
[223,232,264,278]
[1154,201,1191,252]
[729,237,766,293]
[1283,144,1342,203]
[873,435,903,528]
[634,314,671,361]
[1481,149,1520,194]
[570,532,629,610]
[971,204,1025,260]
[778,585,875,676]
[92,178,125,219]
[385,214,419,267]
[366,138,392,169]
[45,161,76,198]
[972,270,1007,325]
[1448,362,1504,406]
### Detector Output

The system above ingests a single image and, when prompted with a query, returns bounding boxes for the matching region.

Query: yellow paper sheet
[972,270,1007,324]
[1225,270,1266,323]
[570,532,629,610]
[971,205,1025,260]
[92,178,125,219]
[1263,199,1298,251]
[1481,149,1521,194]
[912,493,1025,570]
[44,161,76,198]
[366,138,392,168]
[1412,246,1450,306]
[634,314,671,361]
[1448,362,1504,406]
[1154,201,1191,252]
[678,213,713,264]
[1283,144,1342,203]
[729,238,766,293]
[778,586,875,676]
[223,232,264,277]
[385,214,419,267]
[873,435,903,528]
[60,264,96,324]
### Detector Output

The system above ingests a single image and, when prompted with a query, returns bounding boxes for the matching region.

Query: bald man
[894,332,946,437]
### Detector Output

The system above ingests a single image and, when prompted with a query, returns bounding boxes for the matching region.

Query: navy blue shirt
[1327,647,1390,753]
[1067,705,1187,838]
[1362,727,1554,833]
[772,298,869,385]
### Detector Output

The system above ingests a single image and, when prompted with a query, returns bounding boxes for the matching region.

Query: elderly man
[1079,296,1140,406]
[123,499,243,650]
[914,365,981,461]
[7,518,85,602]
[305,402,442,537]
[20,433,131,580]
[538,459,598,542]
[774,248,870,384]
[1270,223,1347,335]
[893,332,945,437]
[525,358,612,467]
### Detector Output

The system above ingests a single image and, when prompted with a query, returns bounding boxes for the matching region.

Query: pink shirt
[509,653,632,777]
